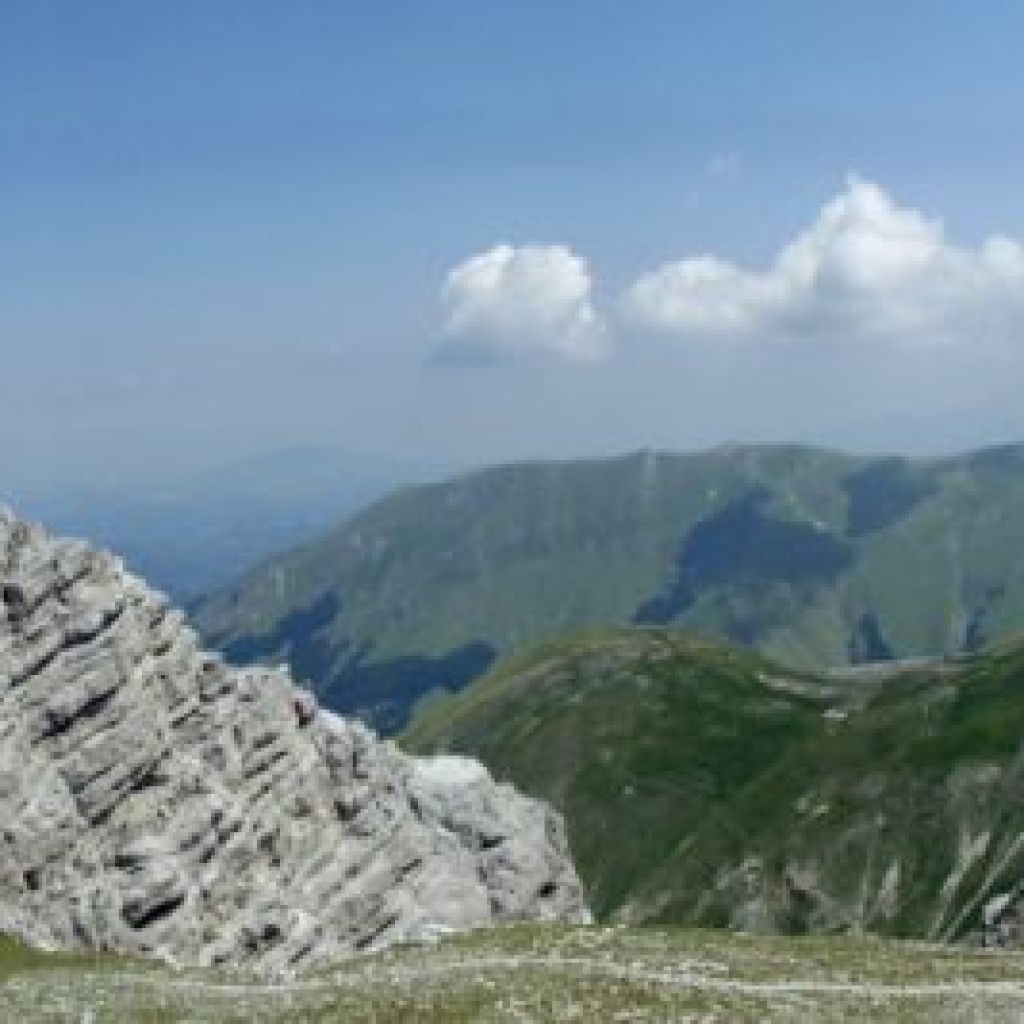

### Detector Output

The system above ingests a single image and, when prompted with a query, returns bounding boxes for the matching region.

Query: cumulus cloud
[441,244,608,362]
[624,176,1024,349]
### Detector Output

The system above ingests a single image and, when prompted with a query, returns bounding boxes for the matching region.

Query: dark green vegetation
[193,444,1024,732]
[405,628,1024,942]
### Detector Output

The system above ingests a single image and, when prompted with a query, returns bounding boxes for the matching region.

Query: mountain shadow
[842,459,937,537]
[217,594,495,733]
[635,489,854,626]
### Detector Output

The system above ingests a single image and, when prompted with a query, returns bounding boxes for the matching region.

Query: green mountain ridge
[403,627,1024,943]
[192,443,1024,733]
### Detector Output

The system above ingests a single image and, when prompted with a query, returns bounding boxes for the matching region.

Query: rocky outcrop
[0,508,589,971]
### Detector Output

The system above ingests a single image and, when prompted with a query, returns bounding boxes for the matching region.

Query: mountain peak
[0,510,588,970]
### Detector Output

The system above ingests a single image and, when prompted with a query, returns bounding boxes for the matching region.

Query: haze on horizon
[4,1,1024,494]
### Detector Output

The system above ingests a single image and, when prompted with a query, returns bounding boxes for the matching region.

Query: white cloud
[441,244,608,362]
[624,176,1024,349]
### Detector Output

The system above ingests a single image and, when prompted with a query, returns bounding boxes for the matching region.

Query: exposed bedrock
[0,508,589,971]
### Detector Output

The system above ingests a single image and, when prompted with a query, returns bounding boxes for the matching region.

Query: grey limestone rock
[0,507,589,970]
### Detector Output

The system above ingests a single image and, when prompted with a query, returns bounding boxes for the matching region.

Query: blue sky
[4,2,1024,491]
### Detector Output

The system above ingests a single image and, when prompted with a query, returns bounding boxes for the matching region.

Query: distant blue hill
[9,446,429,600]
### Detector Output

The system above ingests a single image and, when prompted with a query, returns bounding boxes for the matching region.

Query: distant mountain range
[12,446,420,600]
[405,627,1024,942]
[192,443,1024,733]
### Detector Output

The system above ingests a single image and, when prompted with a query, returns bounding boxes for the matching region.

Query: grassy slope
[404,628,1024,943]
[196,450,767,654]
[405,629,836,918]
[193,444,1024,731]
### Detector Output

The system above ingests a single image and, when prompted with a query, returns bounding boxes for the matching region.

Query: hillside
[405,627,1024,943]
[193,444,1024,733]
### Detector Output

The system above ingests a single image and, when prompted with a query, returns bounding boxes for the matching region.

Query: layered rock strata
[0,509,588,970]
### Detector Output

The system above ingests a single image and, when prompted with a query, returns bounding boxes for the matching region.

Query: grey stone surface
[0,508,589,970]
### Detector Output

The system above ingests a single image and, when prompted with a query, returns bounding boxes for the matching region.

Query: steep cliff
[0,508,588,971]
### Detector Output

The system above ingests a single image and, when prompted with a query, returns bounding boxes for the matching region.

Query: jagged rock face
[0,509,589,971]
